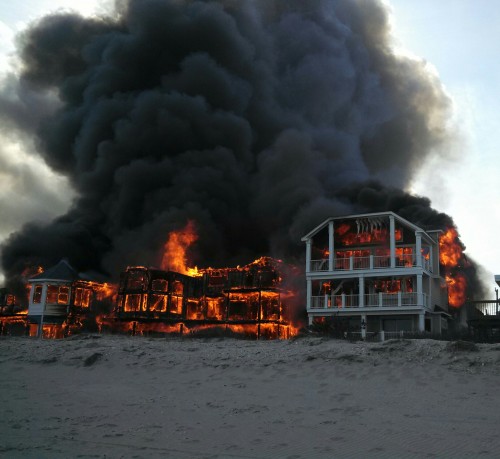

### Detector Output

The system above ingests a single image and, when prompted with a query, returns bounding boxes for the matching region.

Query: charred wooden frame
[114,258,289,336]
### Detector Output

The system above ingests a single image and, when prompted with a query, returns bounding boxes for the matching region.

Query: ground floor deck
[308,309,448,337]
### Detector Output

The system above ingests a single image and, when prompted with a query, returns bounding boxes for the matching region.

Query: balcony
[310,254,431,273]
[309,292,428,310]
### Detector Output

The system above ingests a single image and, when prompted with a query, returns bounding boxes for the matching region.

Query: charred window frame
[33,284,43,304]
[151,278,168,292]
[74,287,92,307]
[46,285,70,304]
[126,270,148,291]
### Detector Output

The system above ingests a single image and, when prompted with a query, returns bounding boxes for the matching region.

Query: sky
[389,0,500,293]
[0,0,498,293]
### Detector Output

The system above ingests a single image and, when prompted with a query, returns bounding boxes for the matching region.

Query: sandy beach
[1,334,499,458]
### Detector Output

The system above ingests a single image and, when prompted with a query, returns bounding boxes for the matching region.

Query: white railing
[396,254,415,267]
[311,259,329,271]
[422,257,431,272]
[309,293,428,309]
[335,258,350,270]
[383,331,410,340]
[310,294,359,309]
[332,294,359,308]
[373,256,390,269]
[309,249,433,273]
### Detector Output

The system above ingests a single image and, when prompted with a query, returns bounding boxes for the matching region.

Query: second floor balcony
[309,292,428,310]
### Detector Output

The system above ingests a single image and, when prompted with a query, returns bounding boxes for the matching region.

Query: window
[33,285,43,304]
[46,285,58,304]
[150,294,167,312]
[124,294,141,312]
[58,286,70,304]
[126,271,147,291]
[74,287,91,307]
[46,285,70,304]
[151,279,168,292]
[172,280,183,295]
[169,295,182,315]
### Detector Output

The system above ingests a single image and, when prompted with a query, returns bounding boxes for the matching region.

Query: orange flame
[96,282,118,301]
[439,228,462,267]
[439,228,467,308]
[445,273,467,308]
[161,220,200,275]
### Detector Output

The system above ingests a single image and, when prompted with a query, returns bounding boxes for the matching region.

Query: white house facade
[302,212,450,338]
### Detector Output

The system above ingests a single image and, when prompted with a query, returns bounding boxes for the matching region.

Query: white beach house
[302,212,450,338]
[28,259,97,337]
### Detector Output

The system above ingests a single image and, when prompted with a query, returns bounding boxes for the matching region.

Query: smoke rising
[0,0,486,299]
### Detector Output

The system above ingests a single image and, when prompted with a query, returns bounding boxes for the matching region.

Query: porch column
[416,233,422,267]
[418,313,425,332]
[389,215,396,268]
[306,279,312,310]
[417,274,423,307]
[306,239,312,273]
[38,284,48,339]
[361,314,367,339]
[328,221,334,271]
[359,276,365,308]
[427,276,432,309]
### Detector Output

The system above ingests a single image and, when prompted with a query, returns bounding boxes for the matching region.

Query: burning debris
[0,288,28,336]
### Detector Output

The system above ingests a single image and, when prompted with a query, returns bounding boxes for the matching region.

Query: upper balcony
[309,252,432,274]
[302,212,441,278]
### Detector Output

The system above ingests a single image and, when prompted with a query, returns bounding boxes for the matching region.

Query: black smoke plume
[0,0,487,301]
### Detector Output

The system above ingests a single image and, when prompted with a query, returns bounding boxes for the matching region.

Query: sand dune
[1,335,499,458]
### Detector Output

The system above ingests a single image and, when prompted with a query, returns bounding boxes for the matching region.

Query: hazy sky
[0,0,498,292]
[389,0,500,292]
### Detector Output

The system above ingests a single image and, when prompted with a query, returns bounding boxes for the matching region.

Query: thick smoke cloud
[0,0,485,298]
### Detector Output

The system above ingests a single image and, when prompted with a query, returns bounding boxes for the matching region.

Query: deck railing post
[306,240,312,273]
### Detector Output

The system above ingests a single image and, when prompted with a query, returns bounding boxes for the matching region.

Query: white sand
[1,334,500,458]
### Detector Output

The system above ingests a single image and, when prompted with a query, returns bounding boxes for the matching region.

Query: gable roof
[29,259,80,283]
[301,211,439,244]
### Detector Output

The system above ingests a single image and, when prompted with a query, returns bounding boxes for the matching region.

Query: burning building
[111,257,293,338]
[302,212,451,337]
[0,288,27,336]
[27,259,108,338]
